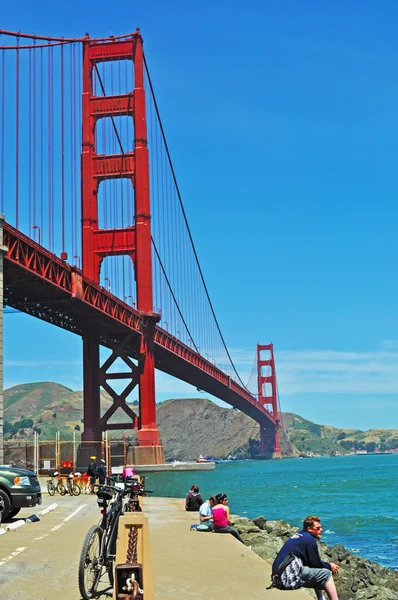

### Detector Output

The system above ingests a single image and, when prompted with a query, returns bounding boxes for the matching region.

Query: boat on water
[196,454,214,463]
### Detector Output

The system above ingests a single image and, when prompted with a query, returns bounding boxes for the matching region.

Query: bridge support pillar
[260,424,281,459]
[135,314,164,464]
[81,335,102,457]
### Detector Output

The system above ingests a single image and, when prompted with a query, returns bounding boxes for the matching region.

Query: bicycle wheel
[78,525,104,599]
[67,482,74,496]
[47,481,55,496]
[72,483,81,496]
[57,482,67,496]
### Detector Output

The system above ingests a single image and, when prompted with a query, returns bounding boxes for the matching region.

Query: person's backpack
[268,552,303,590]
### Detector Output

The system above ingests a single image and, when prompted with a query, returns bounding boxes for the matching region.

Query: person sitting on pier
[185,484,203,511]
[212,493,245,544]
[198,495,216,530]
[271,515,339,600]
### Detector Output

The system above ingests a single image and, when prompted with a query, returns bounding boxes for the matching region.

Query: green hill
[3,382,133,440]
[282,412,398,455]
[3,382,398,458]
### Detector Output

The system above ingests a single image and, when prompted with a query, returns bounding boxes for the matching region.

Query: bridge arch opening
[97,178,135,230]
[95,116,134,155]
[92,59,135,97]
[99,254,136,305]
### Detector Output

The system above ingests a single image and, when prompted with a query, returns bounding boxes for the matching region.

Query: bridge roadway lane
[0,494,101,600]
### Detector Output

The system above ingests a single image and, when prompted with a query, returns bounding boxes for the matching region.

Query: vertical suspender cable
[40,48,43,237]
[1,50,5,213]
[61,42,65,255]
[70,43,75,259]
[28,48,32,234]
[15,38,20,228]
[47,43,51,250]
[33,41,37,238]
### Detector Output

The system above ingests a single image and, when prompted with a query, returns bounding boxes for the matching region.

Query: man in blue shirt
[272,515,340,600]
[199,495,216,529]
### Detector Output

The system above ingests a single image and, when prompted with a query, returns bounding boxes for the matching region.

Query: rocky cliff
[156,398,297,460]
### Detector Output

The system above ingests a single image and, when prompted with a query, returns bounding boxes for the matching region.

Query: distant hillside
[4,382,133,440]
[156,398,296,460]
[4,382,398,459]
[282,413,398,455]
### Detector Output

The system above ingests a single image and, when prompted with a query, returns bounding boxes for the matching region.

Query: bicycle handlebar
[94,483,153,497]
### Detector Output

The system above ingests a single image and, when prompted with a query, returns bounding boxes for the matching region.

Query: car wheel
[0,489,12,522]
[8,507,21,519]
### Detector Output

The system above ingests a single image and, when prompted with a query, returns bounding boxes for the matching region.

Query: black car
[0,466,42,521]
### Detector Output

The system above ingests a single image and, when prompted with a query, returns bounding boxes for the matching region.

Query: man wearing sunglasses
[271,515,340,600]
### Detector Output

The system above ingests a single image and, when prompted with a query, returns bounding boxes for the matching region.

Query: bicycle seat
[97,489,113,501]
[52,471,59,477]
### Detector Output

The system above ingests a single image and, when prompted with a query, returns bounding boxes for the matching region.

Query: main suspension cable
[143,52,251,392]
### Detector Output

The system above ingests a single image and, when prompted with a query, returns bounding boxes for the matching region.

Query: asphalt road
[0,492,106,600]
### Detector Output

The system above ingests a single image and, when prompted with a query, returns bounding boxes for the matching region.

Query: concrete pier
[133,461,215,472]
[144,497,313,599]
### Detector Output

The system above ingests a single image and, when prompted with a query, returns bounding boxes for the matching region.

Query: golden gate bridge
[0,28,281,463]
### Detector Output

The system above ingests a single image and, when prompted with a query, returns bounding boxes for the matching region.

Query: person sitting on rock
[185,484,203,511]
[199,495,216,529]
[212,493,245,543]
[271,515,339,600]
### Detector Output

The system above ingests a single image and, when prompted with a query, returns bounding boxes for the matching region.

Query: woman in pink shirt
[212,493,245,543]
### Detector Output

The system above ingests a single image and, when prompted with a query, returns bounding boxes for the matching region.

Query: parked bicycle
[47,471,66,496]
[66,473,81,496]
[78,480,152,599]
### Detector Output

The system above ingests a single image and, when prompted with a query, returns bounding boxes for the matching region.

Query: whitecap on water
[324,530,335,534]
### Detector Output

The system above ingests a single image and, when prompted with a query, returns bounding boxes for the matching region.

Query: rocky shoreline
[232,515,398,600]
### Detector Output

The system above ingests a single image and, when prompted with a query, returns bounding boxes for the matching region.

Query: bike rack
[113,513,154,600]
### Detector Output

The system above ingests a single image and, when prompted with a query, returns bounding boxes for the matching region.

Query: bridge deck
[145,497,312,599]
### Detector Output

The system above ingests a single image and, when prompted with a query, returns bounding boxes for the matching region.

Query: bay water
[146,453,398,570]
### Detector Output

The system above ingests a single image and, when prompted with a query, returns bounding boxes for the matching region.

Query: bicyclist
[87,456,97,493]
[97,459,106,485]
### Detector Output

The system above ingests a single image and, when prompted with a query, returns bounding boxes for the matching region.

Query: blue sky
[3,1,398,430]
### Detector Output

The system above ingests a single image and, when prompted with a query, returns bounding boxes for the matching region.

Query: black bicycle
[78,480,152,599]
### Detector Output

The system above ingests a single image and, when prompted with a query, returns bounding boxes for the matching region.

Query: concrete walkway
[143,497,313,599]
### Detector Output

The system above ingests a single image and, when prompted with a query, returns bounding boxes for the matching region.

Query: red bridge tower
[257,343,281,458]
[80,30,164,464]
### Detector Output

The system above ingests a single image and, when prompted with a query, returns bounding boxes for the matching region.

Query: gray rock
[252,516,266,529]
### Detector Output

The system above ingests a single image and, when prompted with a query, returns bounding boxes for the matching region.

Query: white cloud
[227,347,398,396]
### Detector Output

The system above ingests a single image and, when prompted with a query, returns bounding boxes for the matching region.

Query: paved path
[0,494,314,599]
[145,497,313,600]
[0,493,100,600]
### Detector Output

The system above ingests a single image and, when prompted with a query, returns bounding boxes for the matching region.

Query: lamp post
[73,255,81,269]
[32,225,41,245]
[104,277,111,291]
[124,295,134,306]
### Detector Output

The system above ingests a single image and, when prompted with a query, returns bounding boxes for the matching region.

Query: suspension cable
[143,53,250,391]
